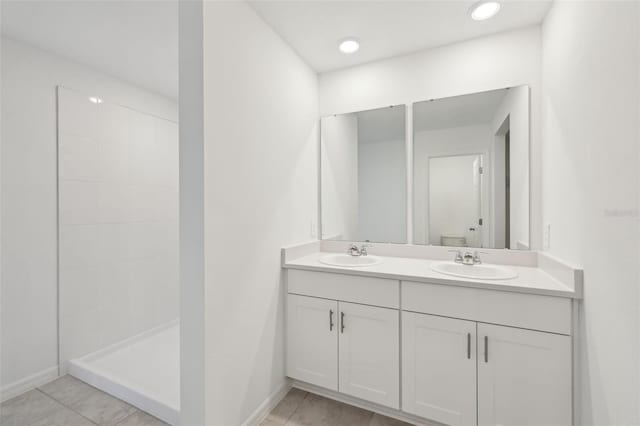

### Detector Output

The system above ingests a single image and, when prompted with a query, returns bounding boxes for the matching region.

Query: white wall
[319,26,543,249]
[320,114,358,240]
[358,138,406,243]
[541,2,640,425]
[57,87,178,368]
[179,2,319,423]
[413,125,493,246]
[0,37,177,399]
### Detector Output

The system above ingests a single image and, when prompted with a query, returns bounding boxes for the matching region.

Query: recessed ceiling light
[469,1,501,21]
[339,38,360,54]
[88,97,103,104]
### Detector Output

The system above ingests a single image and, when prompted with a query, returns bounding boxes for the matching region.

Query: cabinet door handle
[467,333,471,359]
[329,310,334,331]
[340,312,345,333]
[484,336,488,363]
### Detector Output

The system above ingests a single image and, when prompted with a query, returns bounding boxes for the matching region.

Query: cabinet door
[287,294,338,390]
[338,302,399,409]
[402,312,477,426]
[477,323,572,426]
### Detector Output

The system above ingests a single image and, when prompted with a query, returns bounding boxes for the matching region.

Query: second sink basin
[319,254,383,268]
[431,261,518,280]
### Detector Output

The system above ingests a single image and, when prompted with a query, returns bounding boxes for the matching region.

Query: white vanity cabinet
[402,281,573,426]
[286,268,575,426]
[476,323,572,426]
[402,312,477,426]
[338,301,399,408]
[286,270,400,409]
[287,294,338,390]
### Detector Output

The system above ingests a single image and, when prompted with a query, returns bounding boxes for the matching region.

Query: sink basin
[319,254,383,268]
[431,262,518,280]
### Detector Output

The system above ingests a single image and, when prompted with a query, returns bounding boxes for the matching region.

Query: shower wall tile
[60,265,100,315]
[58,91,100,139]
[60,308,100,363]
[98,137,130,184]
[59,134,100,182]
[60,181,99,225]
[59,225,100,271]
[58,88,179,368]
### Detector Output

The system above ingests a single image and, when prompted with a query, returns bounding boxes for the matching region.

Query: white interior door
[286,294,338,390]
[477,323,572,426]
[428,154,483,246]
[338,302,400,409]
[402,312,477,426]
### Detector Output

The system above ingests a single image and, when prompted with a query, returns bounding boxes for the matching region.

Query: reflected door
[428,154,483,247]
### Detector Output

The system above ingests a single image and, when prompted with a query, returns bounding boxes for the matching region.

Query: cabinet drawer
[402,281,571,335]
[287,269,399,309]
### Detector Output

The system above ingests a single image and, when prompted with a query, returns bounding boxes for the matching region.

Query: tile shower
[57,87,179,424]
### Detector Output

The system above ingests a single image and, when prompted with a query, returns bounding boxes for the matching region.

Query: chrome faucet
[348,243,372,257]
[450,250,487,265]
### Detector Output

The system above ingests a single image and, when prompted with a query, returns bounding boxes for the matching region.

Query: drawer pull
[484,336,489,363]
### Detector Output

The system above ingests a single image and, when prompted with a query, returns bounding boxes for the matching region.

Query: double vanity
[282,241,582,426]
[292,84,582,425]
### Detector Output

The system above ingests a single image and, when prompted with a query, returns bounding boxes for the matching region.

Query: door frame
[424,151,490,247]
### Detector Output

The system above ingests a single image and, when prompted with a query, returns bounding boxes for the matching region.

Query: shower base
[68,321,180,425]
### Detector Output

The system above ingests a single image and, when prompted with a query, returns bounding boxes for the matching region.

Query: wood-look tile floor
[2,377,416,426]
[259,388,415,426]
[0,375,168,426]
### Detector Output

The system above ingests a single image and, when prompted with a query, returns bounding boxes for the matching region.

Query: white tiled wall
[58,87,179,366]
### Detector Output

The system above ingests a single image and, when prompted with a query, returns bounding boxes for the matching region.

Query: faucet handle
[448,249,463,263]
[348,243,366,256]
[360,243,373,256]
[473,250,488,264]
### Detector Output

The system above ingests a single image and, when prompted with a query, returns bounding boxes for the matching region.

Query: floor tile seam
[283,391,311,425]
[34,388,100,425]
[113,409,144,426]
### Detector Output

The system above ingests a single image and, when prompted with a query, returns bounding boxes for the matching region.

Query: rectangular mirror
[320,105,407,244]
[413,86,530,249]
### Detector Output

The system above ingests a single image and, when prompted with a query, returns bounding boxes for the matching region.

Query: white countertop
[284,252,581,299]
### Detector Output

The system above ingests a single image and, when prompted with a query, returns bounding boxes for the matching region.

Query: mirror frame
[318,85,532,251]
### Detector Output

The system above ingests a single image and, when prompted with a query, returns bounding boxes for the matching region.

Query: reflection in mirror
[321,106,407,244]
[413,86,529,249]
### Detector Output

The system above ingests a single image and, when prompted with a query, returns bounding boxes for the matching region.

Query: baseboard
[0,366,59,402]
[242,380,293,426]
[292,380,444,426]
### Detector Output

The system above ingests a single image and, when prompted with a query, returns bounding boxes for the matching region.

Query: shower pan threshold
[68,320,180,425]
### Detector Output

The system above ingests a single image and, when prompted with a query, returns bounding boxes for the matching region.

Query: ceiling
[1,1,550,99]
[414,88,508,131]
[1,0,178,100]
[248,0,552,72]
